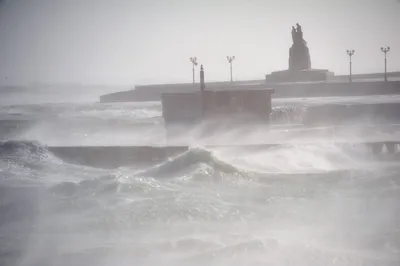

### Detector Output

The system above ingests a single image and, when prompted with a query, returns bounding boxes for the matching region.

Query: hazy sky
[0,0,399,86]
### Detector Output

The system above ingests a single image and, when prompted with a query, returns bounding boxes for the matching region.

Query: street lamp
[190,57,198,84]
[380,47,390,82]
[226,56,235,83]
[346,50,355,82]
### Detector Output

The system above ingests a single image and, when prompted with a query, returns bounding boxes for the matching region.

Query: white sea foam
[1,91,400,266]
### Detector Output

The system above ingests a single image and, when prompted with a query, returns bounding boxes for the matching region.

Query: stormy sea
[1,86,400,266]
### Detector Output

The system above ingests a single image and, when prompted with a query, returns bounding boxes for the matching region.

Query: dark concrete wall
[272,81,400,98]
[48,140,400,168]
[99,72,400,103]
[101,80,400,103]
[99,82,269,102]
[334,71,400,81]
[134,80,265,92]
[161,90,274,125]
[304,102,400,126]
[161,92,203,123]
[49,146,188,168]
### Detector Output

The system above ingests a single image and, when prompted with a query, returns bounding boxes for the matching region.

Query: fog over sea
[1,86,400,266]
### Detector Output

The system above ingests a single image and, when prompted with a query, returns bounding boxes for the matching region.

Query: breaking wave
[1,139,397,182]
[1,99,400,265]
[1,137,399,266]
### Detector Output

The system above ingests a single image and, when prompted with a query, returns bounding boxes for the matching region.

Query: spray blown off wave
[0,139,394,174]
[1,96,400,266]
[0,102,164,146]
[270,106,306,125]
[1,139,400,265]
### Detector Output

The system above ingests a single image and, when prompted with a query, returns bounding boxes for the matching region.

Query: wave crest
[133,146,244,178]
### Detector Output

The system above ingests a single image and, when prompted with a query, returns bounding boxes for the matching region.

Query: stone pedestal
[268,69,335,83]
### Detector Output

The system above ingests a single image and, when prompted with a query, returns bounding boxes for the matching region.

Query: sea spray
[1,101,400,266]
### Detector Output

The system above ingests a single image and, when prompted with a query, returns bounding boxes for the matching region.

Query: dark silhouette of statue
[295,23,303,43]
[291,26,296,43]
[289,23,311,72]
[269,23,333,82]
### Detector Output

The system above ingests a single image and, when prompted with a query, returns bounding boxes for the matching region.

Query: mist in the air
[0,0,399,87]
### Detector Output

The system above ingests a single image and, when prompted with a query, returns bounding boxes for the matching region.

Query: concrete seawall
[49,146,187,168]
[99,74,400,103]
[99,81,266,102]
[304,102,400,126]
[272,81,400,98]
[49,141,400,168]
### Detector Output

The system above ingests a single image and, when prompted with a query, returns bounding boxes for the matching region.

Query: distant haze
[0,0,399,86]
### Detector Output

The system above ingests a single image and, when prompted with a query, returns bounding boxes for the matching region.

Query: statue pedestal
[268,69,335,83]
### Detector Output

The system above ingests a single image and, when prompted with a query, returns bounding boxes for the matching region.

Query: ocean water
[1,87,400,266]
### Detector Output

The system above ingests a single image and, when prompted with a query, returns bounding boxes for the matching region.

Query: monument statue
[268,23,334,82]
[289,23,311,72]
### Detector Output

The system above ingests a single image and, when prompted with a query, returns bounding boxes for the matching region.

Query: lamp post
[380,47,390,82]
[200,65,205,116]
[226,56,235,83]
[190,57,198,84]
[346,50,355,82]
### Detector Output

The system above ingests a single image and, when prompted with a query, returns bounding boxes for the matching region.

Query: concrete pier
[99,77,400,103]
[47,141,400,169]
[304,102,400,126]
